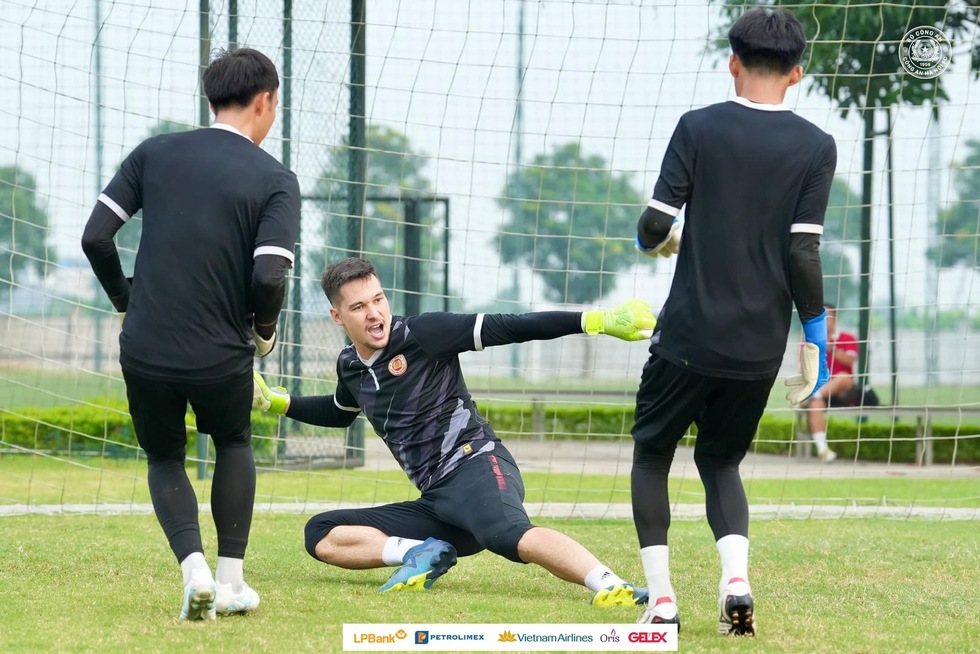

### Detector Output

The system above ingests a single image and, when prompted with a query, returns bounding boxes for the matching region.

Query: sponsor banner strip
[342,623,677,651]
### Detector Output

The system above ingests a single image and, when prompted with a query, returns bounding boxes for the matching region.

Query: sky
[1,0,979,323]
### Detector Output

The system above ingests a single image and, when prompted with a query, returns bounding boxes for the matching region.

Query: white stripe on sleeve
[790,223,824,235]
[98,193,131,222]
[254,245,295,263]
[473,313,485,351]
[648,198,681,217]
[333,395,361,413]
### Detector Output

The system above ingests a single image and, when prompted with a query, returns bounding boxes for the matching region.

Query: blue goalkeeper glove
[253,370,290,415]
[785,309,830,405]
[582,298,657,342]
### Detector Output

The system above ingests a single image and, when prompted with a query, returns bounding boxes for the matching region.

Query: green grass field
[0,514,975,652]
[3,368,978,651]
[2,455,979,510]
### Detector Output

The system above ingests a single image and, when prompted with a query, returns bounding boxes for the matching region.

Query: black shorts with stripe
[305,444,532,562]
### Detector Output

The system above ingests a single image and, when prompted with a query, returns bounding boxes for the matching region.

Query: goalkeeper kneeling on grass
[254,257,656,605]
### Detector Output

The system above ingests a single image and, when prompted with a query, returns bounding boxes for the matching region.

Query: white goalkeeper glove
[785,309,831,405]
[254,325,277,358]
[582,298,657,341]
[252,370,290,415]
[636,218,682,259]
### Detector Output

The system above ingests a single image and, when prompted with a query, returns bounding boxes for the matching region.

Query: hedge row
[3,402,979,465]
[0,401,281,460]
[480,404,980,465]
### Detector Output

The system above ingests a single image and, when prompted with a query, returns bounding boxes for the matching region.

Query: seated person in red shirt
[803,304,858,462]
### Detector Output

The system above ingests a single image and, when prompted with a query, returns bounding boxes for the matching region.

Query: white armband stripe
[648,198,681,217]
[333,395,361,413]
[790,223,824,235]
[98,193,130,222]
[473,313,485,351]
[254,245,295,262]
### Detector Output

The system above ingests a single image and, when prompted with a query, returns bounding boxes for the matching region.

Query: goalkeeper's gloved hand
[253,370,290,415]
[636,219,682,259]
[254,324,277,358]
[582,298,657,342]
[785,309,831,405]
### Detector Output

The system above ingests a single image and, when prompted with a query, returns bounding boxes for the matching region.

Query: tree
[496,142,640,305]
[822,178,862,308]
[312,124,445,314]
[714,1,980,380]
[0,166,51,285]
[113,120,190,275]
[928,139,980,269]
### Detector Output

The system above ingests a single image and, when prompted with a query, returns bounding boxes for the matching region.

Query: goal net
[1,0,978,520]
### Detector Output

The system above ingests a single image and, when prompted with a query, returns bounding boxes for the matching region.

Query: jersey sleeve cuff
[790,223,823,235]
[254,245,295,263]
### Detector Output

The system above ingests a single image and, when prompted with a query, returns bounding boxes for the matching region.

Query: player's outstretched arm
[582,298,657,342]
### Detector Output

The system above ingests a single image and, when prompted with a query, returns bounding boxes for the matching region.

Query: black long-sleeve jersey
[287,311,584,491]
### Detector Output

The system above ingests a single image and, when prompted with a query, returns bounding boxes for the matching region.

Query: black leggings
[631,354,774,546]
[124,367,255,561]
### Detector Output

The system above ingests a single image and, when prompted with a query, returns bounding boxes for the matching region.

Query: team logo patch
[900,26,951,79]
[388,354,408,376]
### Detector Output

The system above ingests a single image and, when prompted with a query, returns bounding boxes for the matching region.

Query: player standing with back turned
[629,8,835,635]
[82,48,300,621]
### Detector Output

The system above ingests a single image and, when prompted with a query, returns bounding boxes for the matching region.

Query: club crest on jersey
[388,354,408,377]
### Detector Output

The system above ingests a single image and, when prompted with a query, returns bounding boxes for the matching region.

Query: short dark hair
[203,48,279,111]
[321,258,379,307]
[728,8,806,75]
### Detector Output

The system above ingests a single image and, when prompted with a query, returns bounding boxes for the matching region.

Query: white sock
[716,535,749,595]
[640,545,676,604]
[812,431,828,453]
[216,556,244,592]
[381,537,425,566]
[584,565,627,592]
[180,552,211,586]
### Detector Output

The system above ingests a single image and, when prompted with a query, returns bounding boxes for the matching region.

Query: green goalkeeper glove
[582,298,657,342]
[252,370,290,415]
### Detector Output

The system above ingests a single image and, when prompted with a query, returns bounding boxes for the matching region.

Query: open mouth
[367,323,385,339]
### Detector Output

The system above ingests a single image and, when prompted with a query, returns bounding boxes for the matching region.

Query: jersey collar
[358,348,384,367]
[210,122,254,142]
[730,96,791,112]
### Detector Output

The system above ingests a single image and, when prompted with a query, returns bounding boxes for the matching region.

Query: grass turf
[0,515,975,652]
[1,455,978,510]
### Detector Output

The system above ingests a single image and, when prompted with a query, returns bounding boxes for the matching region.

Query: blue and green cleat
[378,537,458,593]
[591,583,650,607]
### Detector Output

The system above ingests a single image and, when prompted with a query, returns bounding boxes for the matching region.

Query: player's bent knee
[305,511,341,560]
[479,524,532,563]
